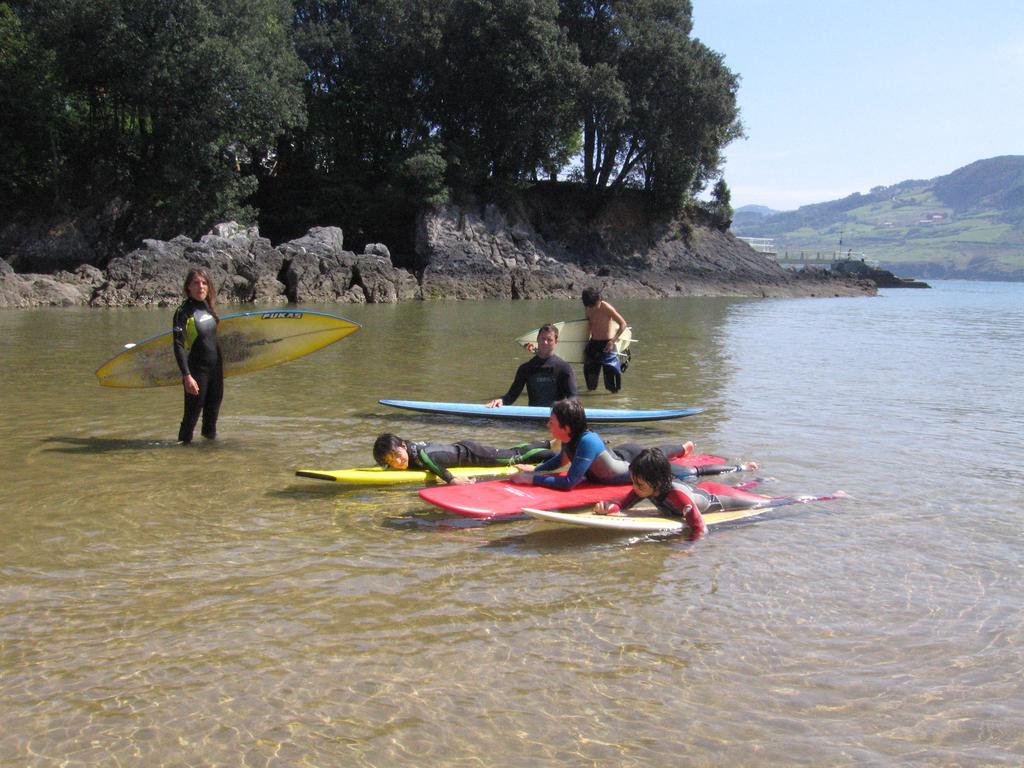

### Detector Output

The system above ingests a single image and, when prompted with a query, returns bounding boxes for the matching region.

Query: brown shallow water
[1,283,1023,766]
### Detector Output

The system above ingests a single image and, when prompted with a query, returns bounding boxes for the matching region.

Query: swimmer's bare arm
[602,301,628,351]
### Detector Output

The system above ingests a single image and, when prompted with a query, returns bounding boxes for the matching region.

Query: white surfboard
[515,319,632,364]
[521,507,684,532]
[522,505,770,533]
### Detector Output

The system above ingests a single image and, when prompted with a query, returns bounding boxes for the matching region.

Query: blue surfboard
[378,399,702,423]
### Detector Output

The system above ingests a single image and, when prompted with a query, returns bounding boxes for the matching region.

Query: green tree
[634,37,744,211]
[264,0,443,244]
[268,0,582,249]
[701,178,733,231]
[0,4,66,211]
[559,0,742,213]
[428,0,582,189]
[9,0,306,237]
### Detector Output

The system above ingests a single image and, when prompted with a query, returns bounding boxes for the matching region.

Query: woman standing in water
[172,268,223,443]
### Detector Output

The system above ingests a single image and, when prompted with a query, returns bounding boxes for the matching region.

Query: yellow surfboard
[295,465,518,486]
[96,309,360,388]
[515,318,632,364]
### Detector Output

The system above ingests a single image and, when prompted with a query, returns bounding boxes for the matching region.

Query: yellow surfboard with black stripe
[95,309,360,388]
[295,465,518,486]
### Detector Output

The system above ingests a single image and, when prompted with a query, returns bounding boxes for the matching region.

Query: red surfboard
[419,454,730,518]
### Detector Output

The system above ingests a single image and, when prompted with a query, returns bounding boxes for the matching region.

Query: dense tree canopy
[560,0,742,208]
[429,0,582,186]
[0,5,66,207]
[3,0,742,253]
[3,0,306,237]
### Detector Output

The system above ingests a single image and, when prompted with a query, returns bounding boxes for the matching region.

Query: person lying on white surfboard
[595,447,848,540]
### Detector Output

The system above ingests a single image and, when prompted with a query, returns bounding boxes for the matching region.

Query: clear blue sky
[692,1,1024,211]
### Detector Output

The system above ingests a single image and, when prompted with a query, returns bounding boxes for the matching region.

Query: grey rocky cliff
[0,261,104,308]
[1,222,419,309]
[418,201,872,300]
[418,204,593,300]
[0,203,872,309]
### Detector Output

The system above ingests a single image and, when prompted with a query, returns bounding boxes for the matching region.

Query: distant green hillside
[731,156,1024,280]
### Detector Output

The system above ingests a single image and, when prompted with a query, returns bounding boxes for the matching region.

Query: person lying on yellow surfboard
[372,433,557,485]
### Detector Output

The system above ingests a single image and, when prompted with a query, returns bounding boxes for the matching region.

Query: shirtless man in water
[582,287,628,392]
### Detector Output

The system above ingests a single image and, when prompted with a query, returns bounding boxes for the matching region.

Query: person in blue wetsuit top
[372,433,556,485]
[172,268,223,444]
[509,399,758,489]
[595,448,845,540]
[486,324,577,409]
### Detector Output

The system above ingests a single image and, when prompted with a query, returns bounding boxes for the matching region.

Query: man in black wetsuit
[486,323,578,409]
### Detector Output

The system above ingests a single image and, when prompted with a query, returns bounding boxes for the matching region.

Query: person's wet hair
[183,267,219,318]
[551,398,587,439]
[373,433,404,466]
[629,448,675,494]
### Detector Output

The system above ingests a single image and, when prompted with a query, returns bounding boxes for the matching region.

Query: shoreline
[0,264,875,311]
[0,216,877,311]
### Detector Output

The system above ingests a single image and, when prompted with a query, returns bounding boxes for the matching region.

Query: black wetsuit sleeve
[559,358,578,400]
[671,463,745,478]
[693,464,744,477]
[415,443,458,483]
[172,304,190,377]
[499,360,532,405]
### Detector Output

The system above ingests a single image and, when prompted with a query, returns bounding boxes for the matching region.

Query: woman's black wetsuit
[172,297,223,443]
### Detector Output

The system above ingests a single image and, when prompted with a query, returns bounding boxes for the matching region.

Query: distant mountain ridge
[735,204,779,218]
[731,156,1024,280]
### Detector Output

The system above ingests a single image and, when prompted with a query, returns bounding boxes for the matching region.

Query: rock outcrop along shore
[0,205,874,309]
